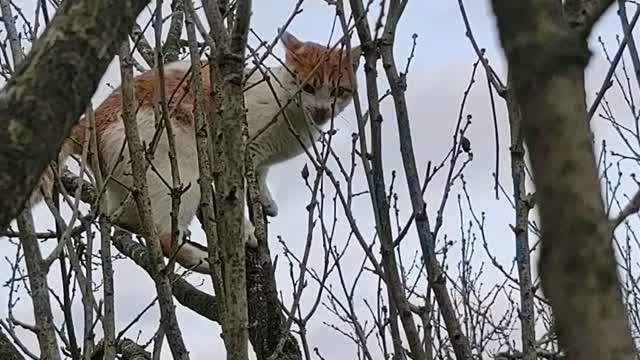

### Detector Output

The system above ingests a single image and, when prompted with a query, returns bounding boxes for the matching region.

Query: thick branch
[505,82,537,360]
[60,169,97,204]
[205,1,252,359]
[0,326,24,360]
[491,1,635,359]
[92,338,152,360]
[564,0,615,33]
[0,0,150,228]
[163,0,185,63]
[112,230,220,322]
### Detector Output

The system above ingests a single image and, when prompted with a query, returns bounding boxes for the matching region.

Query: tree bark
[0,0,150,228]
[505,85,536,360]
[377,1,474,358]
[491,1,635,359]
[202,1,252,359]
[18,211,61,360]
[0,327,24,360]
[119,42,190,360]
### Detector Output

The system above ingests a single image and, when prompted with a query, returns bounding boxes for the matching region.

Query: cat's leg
[104,167,209,273]
[154,182,211,274]
[207,178,259,247]
[155,184,258,271]
[256,167,278,217]
[100,110,212,273]
[244,215,258,247]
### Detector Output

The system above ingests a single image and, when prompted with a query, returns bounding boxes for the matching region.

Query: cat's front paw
[244,220,259,248]
[257,177,279,216]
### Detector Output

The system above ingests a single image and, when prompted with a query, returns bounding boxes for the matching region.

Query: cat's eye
[331,86,349,97]
[302,84,316,94]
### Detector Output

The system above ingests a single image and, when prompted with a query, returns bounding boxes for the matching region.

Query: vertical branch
[98,217,115,360]
[203,1,252,359]
[87,100,117,360]
[153,0,184,270]
[222,3,252,359]
[491,1,635,359]
[617,0,640,89]
[18,212,61,360]
[505,85,536,360]
[347,1,429,359]
[241,53,300,360]
[0,0,23,67]
[163,0,185,63]
[183,0,226,320]
[118,40,190,360]
[83,223,95,359]
[0,0,152,228]
[380,20,473,360]
[200,4,302,358]
[459,1,536,355]
[56,230,81,360]
[0,326,24,360]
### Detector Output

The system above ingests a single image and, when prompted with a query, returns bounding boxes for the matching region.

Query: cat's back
[93,61,202,141]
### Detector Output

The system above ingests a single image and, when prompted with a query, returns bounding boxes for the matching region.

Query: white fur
[74,64,353,274]
[164,60,193,73]
[246,66,352,214]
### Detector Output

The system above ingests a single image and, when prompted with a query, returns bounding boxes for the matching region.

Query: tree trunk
[491,1,635,359]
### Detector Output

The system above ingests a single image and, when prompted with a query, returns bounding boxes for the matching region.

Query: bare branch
[17,210,61,360]
[612,188,640,229]
[119,40,190,360]
[111,230,220,323]
[491,0,635,358]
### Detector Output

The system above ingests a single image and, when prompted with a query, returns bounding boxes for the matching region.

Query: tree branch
[118,40,190,360]
[111,229,220,323]
[491,0,635,359]
[564,0,615,34]
[92,338,152,360]
[0,0,150,228]
[612,188,640,230]
[203,1,252,358]
[163,0,185,63]
[0,326,25,360]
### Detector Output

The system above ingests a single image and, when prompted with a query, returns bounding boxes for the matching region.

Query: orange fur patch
[285,42,357,92]
[93,66,212,140]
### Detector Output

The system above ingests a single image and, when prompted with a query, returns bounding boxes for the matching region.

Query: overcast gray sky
[1,1,639,359]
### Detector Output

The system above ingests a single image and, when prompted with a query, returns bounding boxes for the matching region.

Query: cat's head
[281,31,361,126]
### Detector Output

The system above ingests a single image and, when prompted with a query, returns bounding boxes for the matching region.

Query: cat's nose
[311,108,330,124]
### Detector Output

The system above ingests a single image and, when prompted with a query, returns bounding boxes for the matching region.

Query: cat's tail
[28,117,89,207]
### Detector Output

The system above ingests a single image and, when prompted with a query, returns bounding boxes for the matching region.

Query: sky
[1,1,639,359]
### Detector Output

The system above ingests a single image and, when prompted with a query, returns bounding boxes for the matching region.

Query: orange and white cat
[31,32,360,273]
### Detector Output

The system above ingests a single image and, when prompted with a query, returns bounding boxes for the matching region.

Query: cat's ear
[280,31,304,61]
[349,45,361,71]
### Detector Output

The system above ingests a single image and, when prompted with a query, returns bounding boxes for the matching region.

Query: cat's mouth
[308,107,332,125]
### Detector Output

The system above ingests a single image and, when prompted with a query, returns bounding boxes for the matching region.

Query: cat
[29,31,361,274]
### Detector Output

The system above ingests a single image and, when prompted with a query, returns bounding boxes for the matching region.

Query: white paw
[244,221,259,248]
